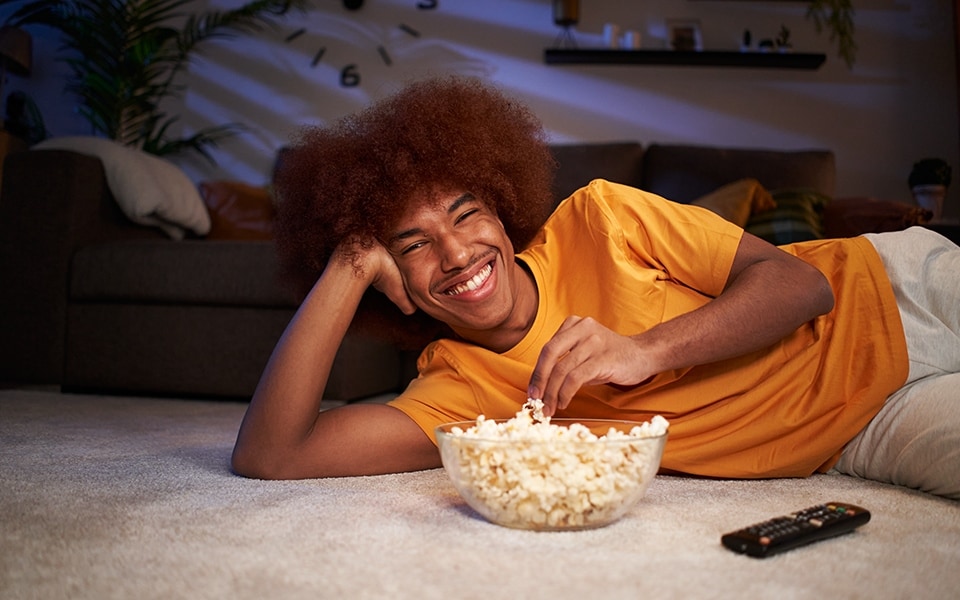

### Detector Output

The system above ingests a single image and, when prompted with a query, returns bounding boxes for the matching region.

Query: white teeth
[446,263,492,296]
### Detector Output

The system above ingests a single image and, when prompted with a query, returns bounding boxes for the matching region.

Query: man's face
[385,190,529,341]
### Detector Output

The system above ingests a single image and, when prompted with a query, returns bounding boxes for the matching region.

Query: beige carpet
[2,388,958,599]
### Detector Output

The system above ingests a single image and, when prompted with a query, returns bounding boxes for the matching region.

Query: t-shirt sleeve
[386,343,486,446]
[583,179,744,298]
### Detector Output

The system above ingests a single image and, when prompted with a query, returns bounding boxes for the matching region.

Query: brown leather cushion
[823,197,932,238]
[200,181,275,240]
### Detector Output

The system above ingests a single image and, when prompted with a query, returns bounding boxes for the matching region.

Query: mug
[603,23,621,48]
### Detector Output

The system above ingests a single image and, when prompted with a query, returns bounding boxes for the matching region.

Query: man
[232,77,959,499]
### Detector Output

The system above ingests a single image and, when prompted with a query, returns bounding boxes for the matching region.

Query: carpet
[2,388,958,599]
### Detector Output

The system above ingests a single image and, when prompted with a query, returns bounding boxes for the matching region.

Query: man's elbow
[231,443,288,480]
[810,267,835,317]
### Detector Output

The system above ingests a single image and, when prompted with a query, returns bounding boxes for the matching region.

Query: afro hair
[272,76,557,350]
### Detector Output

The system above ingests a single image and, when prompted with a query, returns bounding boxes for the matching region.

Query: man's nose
[438,233,472,271]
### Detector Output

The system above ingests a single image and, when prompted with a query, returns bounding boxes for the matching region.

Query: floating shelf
[544,49,826,70]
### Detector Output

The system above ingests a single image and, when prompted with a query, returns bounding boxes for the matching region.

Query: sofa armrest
[0,149,165,384]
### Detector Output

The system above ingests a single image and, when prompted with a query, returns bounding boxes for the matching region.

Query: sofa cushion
[691,178,776,227]
[745,188,831,244]
[549,142,644,206]
[69,240,296,307]
[641,144,836,203]
[35,137,210,239]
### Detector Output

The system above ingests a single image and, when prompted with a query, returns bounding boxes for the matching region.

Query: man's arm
[529,231,835,415]
[231,245,440,480]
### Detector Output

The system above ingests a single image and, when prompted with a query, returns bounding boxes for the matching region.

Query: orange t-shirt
[388,180,908,478]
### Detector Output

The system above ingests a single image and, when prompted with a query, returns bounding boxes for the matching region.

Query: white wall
[7,0,959,219]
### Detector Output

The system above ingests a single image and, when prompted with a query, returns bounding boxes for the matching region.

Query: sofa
[0,140,939,401]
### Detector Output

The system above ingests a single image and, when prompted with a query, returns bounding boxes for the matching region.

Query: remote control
[721,502,871,558]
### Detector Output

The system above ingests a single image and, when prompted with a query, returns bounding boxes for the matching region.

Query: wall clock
[284,0,440,89]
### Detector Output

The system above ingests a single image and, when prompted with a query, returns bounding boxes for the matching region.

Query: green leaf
[2,0,311,161]
[805,0,857,68]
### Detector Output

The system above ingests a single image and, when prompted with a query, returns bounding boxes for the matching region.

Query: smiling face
[385,190,538,352]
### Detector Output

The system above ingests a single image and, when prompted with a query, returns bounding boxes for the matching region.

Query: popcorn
[524,397,546,422]
[439,401,669,530]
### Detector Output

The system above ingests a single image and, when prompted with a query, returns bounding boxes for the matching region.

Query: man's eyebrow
[447,192,477,213]
[389,193,477,244]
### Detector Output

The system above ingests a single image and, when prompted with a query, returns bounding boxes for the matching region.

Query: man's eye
[401,241,426,255]
[456,209,478,224]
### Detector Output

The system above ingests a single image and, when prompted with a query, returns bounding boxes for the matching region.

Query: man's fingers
[528,349,562,416]
[528,316,583,415]
[551,347,600,412]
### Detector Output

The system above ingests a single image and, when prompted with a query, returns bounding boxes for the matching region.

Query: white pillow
[35,136,211,239]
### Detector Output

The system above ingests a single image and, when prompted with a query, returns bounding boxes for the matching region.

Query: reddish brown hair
[273,76,556,349]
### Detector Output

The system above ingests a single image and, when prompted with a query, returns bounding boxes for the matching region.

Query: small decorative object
[622,30,642,50]
[908,158,952,222]
[667,19,702,52]
[697,0,857,67]
[603,23,621,49]
[553,0,579,49]
[740,29,752,52]
[776,25,792,53]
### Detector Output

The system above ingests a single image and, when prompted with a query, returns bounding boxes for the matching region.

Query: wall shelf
[544,49,826,70]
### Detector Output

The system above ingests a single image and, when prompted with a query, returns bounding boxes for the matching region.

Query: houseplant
[0,0,309,161]
[908,158,952,221]
[806,0,856,68]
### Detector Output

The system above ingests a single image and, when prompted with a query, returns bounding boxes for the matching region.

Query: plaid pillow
[745,188,831,244]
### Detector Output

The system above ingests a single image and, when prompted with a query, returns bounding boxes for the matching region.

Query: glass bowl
[435,418,667,531]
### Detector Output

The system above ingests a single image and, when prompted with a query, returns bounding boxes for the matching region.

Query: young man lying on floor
[232,76,960,500]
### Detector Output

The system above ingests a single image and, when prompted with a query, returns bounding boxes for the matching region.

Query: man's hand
[342,240,417,315]
[526,232,834,418]
[528,316,655,416]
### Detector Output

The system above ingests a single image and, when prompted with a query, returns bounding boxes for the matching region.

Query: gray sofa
[0,142,837,400]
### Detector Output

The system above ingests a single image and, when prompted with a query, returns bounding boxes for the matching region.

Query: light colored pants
[831,227,960,499]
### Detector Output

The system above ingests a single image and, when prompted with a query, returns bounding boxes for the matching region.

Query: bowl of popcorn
[435,400,669,531]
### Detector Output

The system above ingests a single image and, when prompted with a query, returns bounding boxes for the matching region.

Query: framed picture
[667,19,703,51]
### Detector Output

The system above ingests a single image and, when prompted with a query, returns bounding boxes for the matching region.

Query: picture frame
[667,19,703,52]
